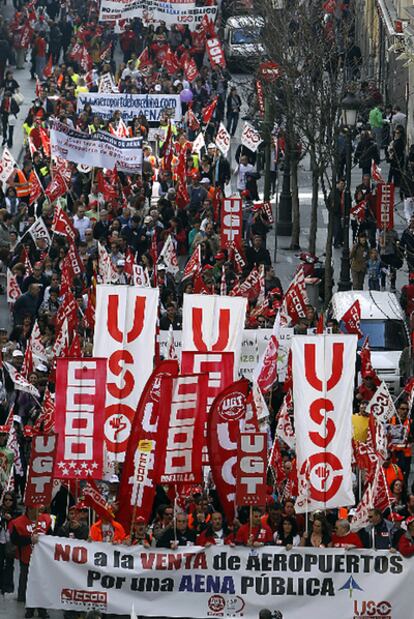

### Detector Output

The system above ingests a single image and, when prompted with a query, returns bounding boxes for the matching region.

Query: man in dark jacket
[359,508,396,549]
[329,178,345,248]
[12,284,41,326]
[354,130,380,176]
[245,235,271,268]
[399,216,414,272]
[156,513,197,549]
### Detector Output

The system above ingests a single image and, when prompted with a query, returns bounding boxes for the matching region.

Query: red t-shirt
[235,523,273,545]
[331,531,363,548]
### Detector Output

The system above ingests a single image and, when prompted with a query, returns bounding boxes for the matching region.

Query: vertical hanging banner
[54,358,107,479]
[182,294,246,377]
[24,434,58,507]
[208,378,251,522]
[292,335,357,513]
[236,432,267,506]
[154,374,208,484]
[93,285,159,460]
[117,361,179,529]
[376,183,394,230]
[220,197,243,249]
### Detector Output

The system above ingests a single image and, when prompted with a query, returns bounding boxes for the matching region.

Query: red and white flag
[158,235,179,275]
[254,334,279,394]
[154,374,208,484]
[117,360,179,529]
[215,122,231,156]
[371,161,384,183]
[208,378,252,522]
[0,147,16,183]
[241,123,263,153]
[26,216,51,247]
[220,197,243,250]
[201,96,218,125]
[367,381,396,424]
[292,335,357,512]
[280,267,309,325]
[52,318,70,358]
[52,203,77,244]
[165,325,177,360]
[183,244,201,280]
[24,434,57,507]
[4,362,40,398]
[45,172,67,203]
[236,432,267,506]
[83,480,114,521]
[341,299,363,338]
[33,387,55,434]
[54,358,107,479]
[275,390,295,449]
[29,320,47,363]
[6,269,21,304]
[206,37,226,68]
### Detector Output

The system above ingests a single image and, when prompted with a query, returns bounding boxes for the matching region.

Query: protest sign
[77,93,182,122]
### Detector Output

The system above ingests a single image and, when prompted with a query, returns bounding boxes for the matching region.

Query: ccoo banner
[292,335,357,513]
[93,285,159,461]
[27,537,413,619]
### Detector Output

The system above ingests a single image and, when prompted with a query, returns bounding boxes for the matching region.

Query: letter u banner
[93,285,159,461]
[182,294,247,376]
[292,335,357,513]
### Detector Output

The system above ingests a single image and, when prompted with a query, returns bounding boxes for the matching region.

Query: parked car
[331,291,410,395]
[223,16,264,68]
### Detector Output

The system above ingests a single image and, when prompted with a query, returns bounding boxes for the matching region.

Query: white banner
[77,93,182,123]
[215,122,231,156]
[99,0,217,29]
[28,537,413,619]
[240,123,263,153]
[50,119,142,173]
[182,294,247,377]
[292,335,357,512]
[93,285,159,460]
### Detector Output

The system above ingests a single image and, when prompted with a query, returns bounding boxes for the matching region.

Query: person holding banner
[157,513,196,549]
[235,507,273,547]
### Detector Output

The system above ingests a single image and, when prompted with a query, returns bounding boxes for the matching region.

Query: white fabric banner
[0,147,16,183]
[240,123,263,153]
[27,537,413,619]
[50,119,142,173]
[182,294,247,376]
[215,122,231,156]
[292,335,357,513]
[93,285,159,460]
[77,93,182,123]
[368,381,396,424]
[99,0,217,29]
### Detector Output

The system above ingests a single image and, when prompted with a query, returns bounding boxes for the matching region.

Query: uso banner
[50,120,142,173]
[77,93,182,123]
[54,359,107,480]
[27,537,413,619]
[182,294,247,377]
[292,335,357,512]
[93,285,159,460]
[99,0,217,29]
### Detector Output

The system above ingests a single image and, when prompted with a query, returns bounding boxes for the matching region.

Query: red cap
[134,516,146,524]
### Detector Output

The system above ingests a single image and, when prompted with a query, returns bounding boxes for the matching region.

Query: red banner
[208,378,250,522]
[255,80,265,117]
[376,183,394,230]
[52,204,77,244]
[206,37,226,68]
[117,360,179,529]
[83,480,113,521]
[220,198,243,250]
[341,299,363,338]
[54,358,107,479]
[24,434,57,507]
[236,432,267,506]
[154,374,208,484]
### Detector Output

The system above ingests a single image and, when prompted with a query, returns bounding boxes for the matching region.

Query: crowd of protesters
[0,0,413,616]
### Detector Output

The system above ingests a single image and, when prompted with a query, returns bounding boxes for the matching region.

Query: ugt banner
[376,183,394,230]
[50,119,143,173]
[27,537,413,619]
[24,434,57,507]
[54,359,107,479]
[292,335,357,513]
[220,198,243,249]
[182,294,247,377]
[93,285,159,460]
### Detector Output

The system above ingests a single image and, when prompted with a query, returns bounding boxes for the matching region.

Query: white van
[223,16,265,67]
[331,291,410,395]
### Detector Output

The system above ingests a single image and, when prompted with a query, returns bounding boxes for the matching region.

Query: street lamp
[338,92,361,291]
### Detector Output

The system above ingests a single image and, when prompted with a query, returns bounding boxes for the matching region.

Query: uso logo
[353,600,392,618]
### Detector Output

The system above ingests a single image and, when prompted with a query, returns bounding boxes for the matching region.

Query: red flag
[21,345,33,378]
[256,334,278,394]
[160,122,174,171]
[371,162,384,183]
[33,387,55,434]
[176,179,190,209]
[7,269,21,305]
[56,290,78,332]
[280,267,308,325]
[341,299,363,338]
[193,271,211,294]
[201,13,216,37]
[59,258,72,297]
[43,55,53,78]
[351,199,367,223]
[45,172,67,203]
[202,96,218,125]
[29,169,43,205]
[83,480,114,521]
[206,38,226,68]
[186,105,200,132]
[208,378,251,522]
[22,247,33,276]
[137,47,151,69]
[52,203,77,244]
[68,332,82,358]
[84,276,97,330]
[24,434,58,507]
[163,47,180,75]
[39,126,51,158]
[182,53,199,83]
[256,80,265,117]
[117,360,179,529]
[183,244,201,280]
[316,313,324,333]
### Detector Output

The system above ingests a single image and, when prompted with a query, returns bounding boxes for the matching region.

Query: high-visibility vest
[13,169,30,197]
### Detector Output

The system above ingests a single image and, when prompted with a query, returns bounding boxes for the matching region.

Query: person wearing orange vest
[8,164,31,204]
[382,454,404,489]
[89,515,126,543]
[9,507,52,611]
[388,400,413,479]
